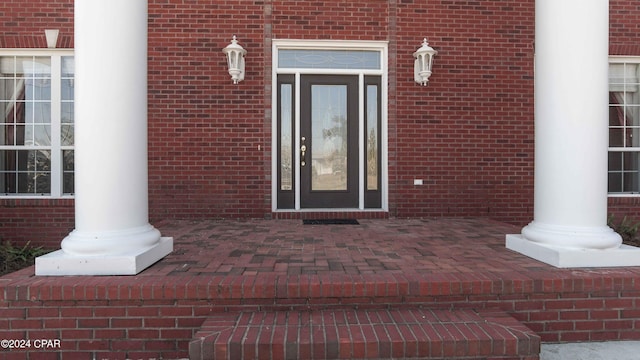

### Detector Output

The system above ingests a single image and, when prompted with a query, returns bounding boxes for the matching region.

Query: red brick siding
[0,0,74,48]
[0,200,74,249]
[610,0,640,55]
[271,0,389,40]
[0,0,639,247]
[608,197,640,225]
[147,0,268,220]
[392,1,535,224]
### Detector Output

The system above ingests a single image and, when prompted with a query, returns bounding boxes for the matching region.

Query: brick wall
[2,270,640,358]
[0,0,639,247]
[392,1,535,223]
[146,0,268,221]
[610,0,640,55]
[0,200,74,249]
[0,0,74,48]
[131,0,538,224]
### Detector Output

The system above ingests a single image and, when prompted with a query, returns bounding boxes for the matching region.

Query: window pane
[366,85,378,191]
[61,56,74,77]
[26,78,51,101]
[608,151,640,193]
[0,150,50,194]
[0,79,15,101]
[61,125,73,146]
[36,172,51,193]
[63,149,74,194]
[33,124,51,146]
[61,102,74,146]
[609,126,624,147]
[61,57,74,147]
[609,172,622,193]
[62,79,74,101]
[279,49,381,70]
[22,120,51,146]
[311,84,347,191]
[32,102,51,123]
[0,125,19,145]
[61,56,74,101]
[17,172,31,193]
[280,84,292,191]
[61,102,74,125]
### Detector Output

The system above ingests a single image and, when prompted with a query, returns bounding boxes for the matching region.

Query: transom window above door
[278,49,382,70]
[271,40,388,212]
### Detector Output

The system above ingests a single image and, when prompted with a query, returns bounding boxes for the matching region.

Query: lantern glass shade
[413,38,437,86]
[222,36,247,84]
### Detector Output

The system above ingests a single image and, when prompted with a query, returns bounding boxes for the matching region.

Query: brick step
[189,308,540,360]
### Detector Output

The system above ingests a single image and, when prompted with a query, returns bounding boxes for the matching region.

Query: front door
[272,49,386,211]
[300,75,359,208]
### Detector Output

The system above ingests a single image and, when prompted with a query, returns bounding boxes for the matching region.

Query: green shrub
[608,215,640,245]
[0,241,49,276]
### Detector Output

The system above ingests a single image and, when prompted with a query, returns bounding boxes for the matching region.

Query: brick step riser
[190,309,540,360]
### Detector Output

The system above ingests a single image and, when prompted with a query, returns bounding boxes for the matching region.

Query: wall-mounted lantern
[413,38,437,86]
[222,36,246,84]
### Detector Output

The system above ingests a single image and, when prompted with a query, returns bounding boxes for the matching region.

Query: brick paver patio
[149,218,549,277]
[2,218,640,359]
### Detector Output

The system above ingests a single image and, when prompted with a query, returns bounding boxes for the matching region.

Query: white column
[36,0,172,275]
[506,0,640,267]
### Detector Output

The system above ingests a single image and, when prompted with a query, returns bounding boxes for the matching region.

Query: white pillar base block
[506,234,640,268]
[35,237,173,276]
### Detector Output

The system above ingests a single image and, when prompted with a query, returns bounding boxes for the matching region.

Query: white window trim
[271,39,389,212]
[608,55,640,197]
[0,48,74,199]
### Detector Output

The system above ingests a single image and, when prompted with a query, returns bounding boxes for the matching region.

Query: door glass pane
[366,84,378,190]
[280,84,292,191]
[311,85,347,191]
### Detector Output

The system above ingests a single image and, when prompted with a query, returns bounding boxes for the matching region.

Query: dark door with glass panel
[276,74,381,210]
[300,75,359,208]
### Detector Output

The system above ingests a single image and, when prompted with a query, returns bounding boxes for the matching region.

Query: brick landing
[2,218,640,359]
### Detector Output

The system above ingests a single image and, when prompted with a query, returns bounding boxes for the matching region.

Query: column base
[35,237,173,276]
[506,234,640,268]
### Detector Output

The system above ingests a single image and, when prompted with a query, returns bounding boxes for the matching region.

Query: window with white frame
[0,51,74,197]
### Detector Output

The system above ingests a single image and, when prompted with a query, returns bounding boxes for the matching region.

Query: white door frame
[271,39,389,212]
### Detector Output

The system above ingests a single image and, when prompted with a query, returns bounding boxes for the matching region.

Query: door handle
[300,137,307,167]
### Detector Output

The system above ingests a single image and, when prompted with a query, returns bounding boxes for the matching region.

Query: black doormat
[303,219,360,225]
